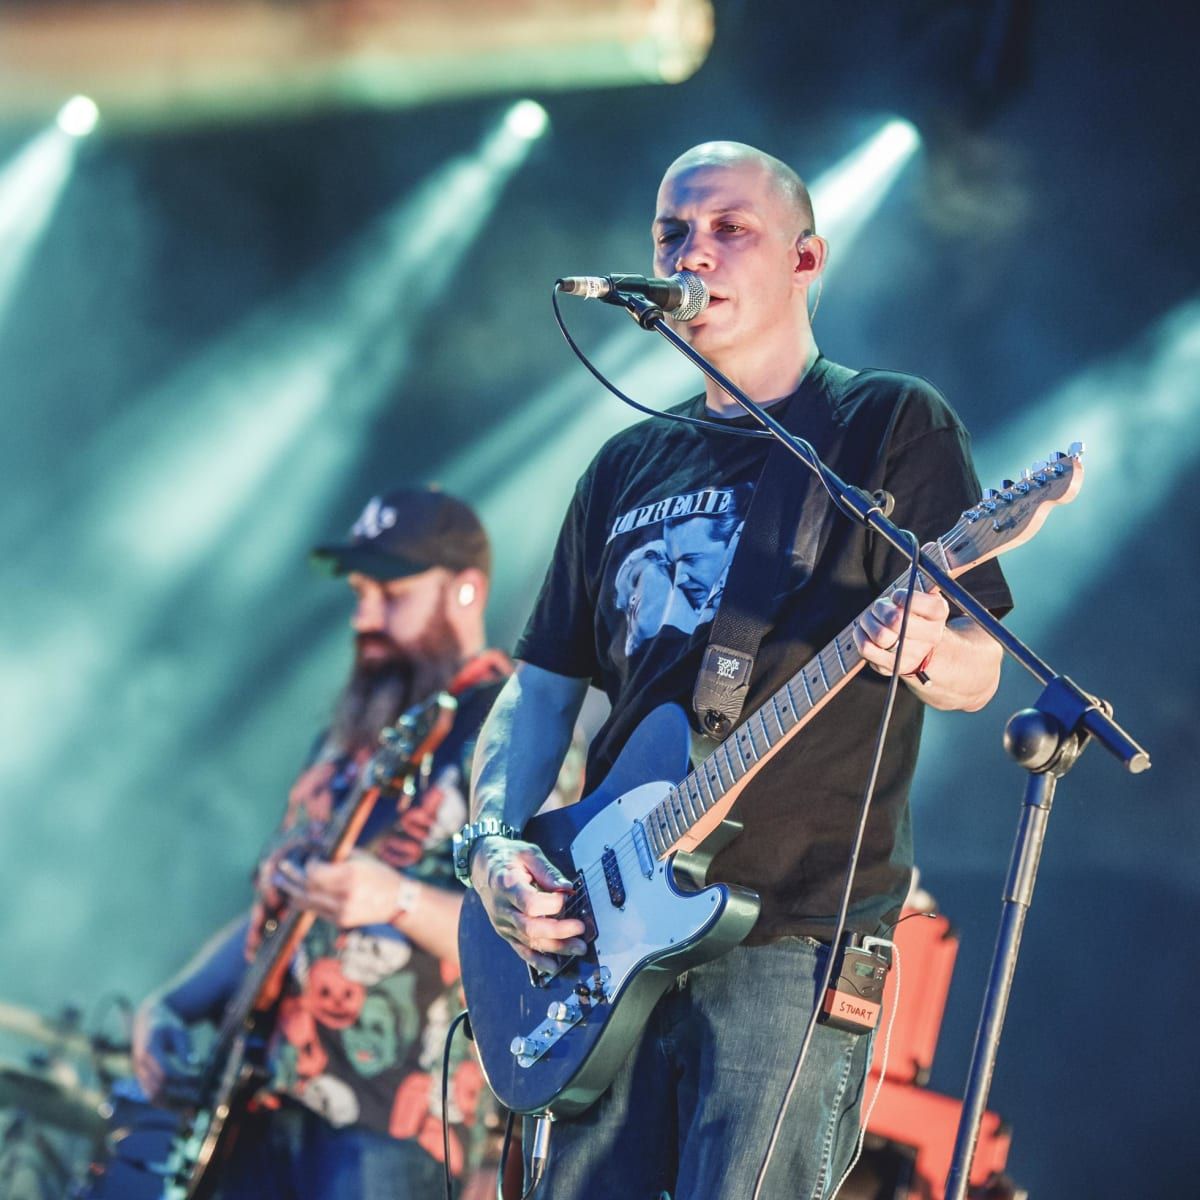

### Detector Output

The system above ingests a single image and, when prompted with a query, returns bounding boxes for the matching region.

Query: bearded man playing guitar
[133,487,520,1198]
[462,142,1014,1200]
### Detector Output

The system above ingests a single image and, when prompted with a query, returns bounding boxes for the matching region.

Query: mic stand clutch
[610,287,1151,1198]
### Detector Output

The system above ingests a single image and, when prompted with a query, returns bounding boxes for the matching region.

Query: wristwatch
[453,817,519,887]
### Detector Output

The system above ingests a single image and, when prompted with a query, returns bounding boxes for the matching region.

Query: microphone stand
[611,289,1151,1199]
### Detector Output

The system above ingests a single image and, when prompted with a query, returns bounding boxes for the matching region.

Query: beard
[327,591,464,756]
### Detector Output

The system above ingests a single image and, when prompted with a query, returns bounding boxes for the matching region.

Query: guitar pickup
[632,819,655,878]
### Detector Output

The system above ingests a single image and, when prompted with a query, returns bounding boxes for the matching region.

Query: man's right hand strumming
[468,662,591,972]
[470,835,589,974]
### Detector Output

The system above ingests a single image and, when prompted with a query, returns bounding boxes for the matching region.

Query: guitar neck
[209,774,386,1060]
[640,539,961,858]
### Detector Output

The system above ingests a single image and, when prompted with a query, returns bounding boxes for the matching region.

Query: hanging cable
[749,530,924,1200]
[441,1009,472,1200]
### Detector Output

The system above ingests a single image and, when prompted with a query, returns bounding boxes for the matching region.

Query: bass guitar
[166,690,457,1199]
[459,446,1084,1117]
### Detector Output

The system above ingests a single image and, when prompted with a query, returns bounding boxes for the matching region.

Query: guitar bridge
[510,967,613,1069]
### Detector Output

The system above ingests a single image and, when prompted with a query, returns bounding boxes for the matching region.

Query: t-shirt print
[606,482,752,660]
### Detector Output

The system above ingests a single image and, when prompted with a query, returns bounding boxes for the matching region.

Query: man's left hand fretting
[853,588,950,678]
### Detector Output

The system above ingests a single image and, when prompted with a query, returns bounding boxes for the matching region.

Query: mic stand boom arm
[613,289,1150,1199]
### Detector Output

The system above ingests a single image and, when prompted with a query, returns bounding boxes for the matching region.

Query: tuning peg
[1068,440,1085,458]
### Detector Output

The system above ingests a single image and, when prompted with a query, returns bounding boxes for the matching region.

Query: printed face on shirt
[302,1074,360,1127]
[652,157,805,362]
[614,541,671,656]
[662,514,738,613]
[609,485,748,659]
[338,930,413,987]
[342,993,399,1078]
[306,957,366,1029]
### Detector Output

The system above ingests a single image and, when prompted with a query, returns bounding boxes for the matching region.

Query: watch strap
[453,817,519,886]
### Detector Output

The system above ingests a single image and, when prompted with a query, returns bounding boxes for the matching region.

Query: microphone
[556,271,709,321]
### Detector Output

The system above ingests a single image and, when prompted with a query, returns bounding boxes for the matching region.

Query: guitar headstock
[369,691,458,790]
[942,442,1085,574]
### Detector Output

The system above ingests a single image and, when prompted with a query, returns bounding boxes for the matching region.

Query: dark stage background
[1,2,1197,1195]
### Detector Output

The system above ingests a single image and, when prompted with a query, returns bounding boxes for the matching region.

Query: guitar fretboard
[638,537,953,860]
[207,753,398,1068]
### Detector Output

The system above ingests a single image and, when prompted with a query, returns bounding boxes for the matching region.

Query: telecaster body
[459,703,761,1117]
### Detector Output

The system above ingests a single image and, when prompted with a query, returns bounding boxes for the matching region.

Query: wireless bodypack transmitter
[819,934,893,1035]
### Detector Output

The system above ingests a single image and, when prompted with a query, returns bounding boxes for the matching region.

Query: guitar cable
[827,939,902,1200]
[749,533,924,1200]
[441,1009,472,1200]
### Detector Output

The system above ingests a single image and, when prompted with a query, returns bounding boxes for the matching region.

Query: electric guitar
[459,445,1085,1118]
[167,691,458,1199]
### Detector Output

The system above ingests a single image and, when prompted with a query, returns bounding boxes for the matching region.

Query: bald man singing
[461,142,1013,1198]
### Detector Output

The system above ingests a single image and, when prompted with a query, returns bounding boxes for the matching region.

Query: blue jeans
[214,1102,444,1200]
[529,937,872,1200]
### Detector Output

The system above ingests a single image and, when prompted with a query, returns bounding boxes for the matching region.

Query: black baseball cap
[311,487,491,582]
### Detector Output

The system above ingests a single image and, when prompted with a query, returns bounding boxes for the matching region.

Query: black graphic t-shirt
[516,358,1013,940]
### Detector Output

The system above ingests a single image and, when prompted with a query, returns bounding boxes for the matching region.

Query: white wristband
[393,878,421,922]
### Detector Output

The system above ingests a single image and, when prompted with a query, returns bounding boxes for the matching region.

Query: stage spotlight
[876,118,921,162]
[505,99,550,142]
[56,95,100,138]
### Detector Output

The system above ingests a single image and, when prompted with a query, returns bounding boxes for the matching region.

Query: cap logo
[352,497,398,541]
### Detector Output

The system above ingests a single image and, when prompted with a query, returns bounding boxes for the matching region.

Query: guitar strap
[692,358,858,737]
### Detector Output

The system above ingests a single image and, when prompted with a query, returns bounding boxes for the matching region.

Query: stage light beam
[0,126,79,321]
[913,297,1200,853]
[810,117,921,263]
[0,97,551,821]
